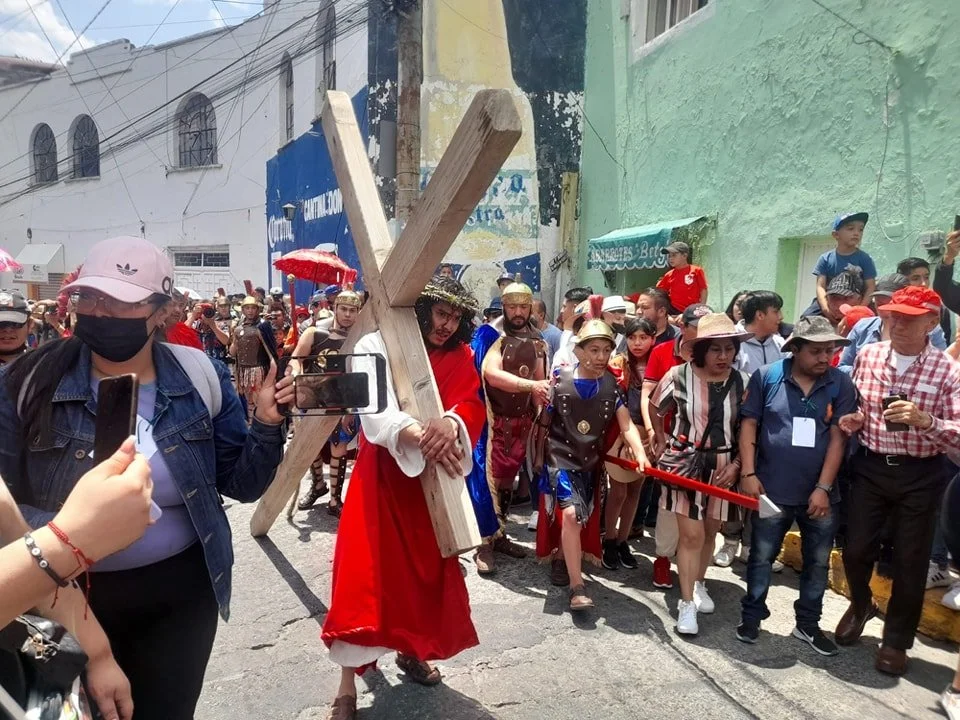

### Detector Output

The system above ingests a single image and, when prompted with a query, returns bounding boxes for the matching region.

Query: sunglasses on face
[0,321,26,331]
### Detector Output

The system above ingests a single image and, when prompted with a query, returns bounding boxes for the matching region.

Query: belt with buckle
[859,446,940,466]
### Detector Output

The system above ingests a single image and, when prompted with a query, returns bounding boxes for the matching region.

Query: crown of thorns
[421,277,479,315]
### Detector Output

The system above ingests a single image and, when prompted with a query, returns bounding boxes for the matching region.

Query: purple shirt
[91,380,198,572]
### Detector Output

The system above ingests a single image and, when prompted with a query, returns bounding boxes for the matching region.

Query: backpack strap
[163,344,223,418]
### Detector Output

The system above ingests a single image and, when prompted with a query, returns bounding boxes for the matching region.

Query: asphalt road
[197,483,958,720]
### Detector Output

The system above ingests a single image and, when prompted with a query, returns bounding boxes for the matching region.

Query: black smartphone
[954,214,960,232]
[882,393,908,432]
[94,374,139,461]
[294,373,369,411]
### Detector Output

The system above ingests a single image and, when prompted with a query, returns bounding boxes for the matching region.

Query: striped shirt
[852,340,960,457]
[652,362,748,454]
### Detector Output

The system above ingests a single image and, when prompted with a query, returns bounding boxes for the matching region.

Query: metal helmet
[500,273,533,305]
[241,296,260,308]
[574,319,616,347]
[334,283,362,308]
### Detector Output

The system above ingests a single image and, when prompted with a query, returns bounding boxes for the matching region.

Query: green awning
[586,216,706,271]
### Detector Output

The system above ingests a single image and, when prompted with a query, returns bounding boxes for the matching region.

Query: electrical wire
[25,0,142,221]
[0,0,114,124]
[0,1,369,207]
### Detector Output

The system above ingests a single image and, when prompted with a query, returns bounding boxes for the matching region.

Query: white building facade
[0,0,368,300]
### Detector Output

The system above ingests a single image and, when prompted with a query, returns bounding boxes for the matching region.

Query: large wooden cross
[250,89,522,557]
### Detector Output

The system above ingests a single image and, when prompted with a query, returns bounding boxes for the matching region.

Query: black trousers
[842,450,947,650]
[88,542,220,720]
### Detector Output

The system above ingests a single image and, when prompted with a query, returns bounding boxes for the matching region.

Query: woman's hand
[85,653,134,720]
[254,361,292,424]
[713,463,739,489]
[55,438,153,564]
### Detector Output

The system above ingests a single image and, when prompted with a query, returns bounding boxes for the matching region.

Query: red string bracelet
[47,522,95,618]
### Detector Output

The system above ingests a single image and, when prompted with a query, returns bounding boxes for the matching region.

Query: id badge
[792,417,816,448]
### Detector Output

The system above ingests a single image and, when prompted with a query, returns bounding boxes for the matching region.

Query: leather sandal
[297,480,329,510]
[475,542,496,575]
[569,584,594,611]
[396,652,442,686]
[327,695,357,720]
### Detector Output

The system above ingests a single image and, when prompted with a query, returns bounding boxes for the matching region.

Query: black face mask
[612,322,626,335]
[74,313,155,363]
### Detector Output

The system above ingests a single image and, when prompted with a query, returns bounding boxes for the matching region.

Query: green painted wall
[579,0,960,318]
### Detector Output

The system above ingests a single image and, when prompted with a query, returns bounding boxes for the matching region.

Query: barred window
[177,93,218,168]
[32,123,57,184]
[71,115,100,178]
[281,54,294,142]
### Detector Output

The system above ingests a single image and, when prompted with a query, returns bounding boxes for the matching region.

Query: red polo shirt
[656,264,707,312]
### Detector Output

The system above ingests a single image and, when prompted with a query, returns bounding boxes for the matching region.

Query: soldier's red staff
[286,273,299,342]
[603,455,782,518]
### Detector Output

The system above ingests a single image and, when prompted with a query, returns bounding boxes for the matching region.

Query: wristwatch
[815,483,832,494]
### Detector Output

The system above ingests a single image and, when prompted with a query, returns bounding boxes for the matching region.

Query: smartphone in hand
[882,393,908,432]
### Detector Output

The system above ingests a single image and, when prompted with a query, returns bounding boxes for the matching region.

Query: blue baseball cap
[833,211,869,231]
[323,284,341,298]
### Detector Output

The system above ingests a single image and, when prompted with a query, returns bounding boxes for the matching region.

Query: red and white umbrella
[0,248,22,273]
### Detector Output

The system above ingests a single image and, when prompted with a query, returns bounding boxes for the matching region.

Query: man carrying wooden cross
[319,276,486,720]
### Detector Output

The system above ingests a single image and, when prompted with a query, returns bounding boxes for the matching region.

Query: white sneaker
[676,599,698,635]
[736,544,750,564]
[714,540,738,567]
[942,686,960,720]
[927,562,953,590]
[771,559,784,573]
[943,581,960,610]
[527,510,539,531]
[694,580,715,614]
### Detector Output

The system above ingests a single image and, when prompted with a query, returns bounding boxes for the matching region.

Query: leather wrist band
[741,472,756,478]
[24,533,70,588]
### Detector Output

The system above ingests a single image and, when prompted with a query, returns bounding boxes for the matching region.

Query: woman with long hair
[604,316,657,570]
[650,313,751,636]
[0,236,290,720]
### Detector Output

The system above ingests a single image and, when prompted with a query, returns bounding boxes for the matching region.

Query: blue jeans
[741,503,838,630]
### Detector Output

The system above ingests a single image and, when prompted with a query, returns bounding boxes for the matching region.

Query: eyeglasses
[71,291,153,315]
[0,321,26,331]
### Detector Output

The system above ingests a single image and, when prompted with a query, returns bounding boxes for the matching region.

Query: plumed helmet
[241,296,260,308]
[574,319,616,347]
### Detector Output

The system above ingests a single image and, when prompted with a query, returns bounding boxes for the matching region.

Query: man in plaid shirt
[834,286,960,676]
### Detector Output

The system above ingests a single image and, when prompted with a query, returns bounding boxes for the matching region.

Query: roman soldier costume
[296,285,363,516]
[474,277,547,573]
[232,296,276,421]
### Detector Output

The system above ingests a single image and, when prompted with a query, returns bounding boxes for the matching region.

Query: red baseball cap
[879,286,942,316]
[839,303,875,328]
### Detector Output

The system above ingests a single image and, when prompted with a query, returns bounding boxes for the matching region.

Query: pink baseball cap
[62,236,174,303]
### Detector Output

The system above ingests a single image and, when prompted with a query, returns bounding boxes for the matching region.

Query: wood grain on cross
[250,89,521,557]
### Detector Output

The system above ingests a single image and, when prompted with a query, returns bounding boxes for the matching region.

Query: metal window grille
[32,124,57,184]
[173,251,230,267]
[72,115,100,178]
[178,94,218,168]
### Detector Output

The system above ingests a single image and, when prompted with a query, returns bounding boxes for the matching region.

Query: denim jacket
[0,343,284,620]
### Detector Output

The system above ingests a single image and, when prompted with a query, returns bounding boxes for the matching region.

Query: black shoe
[792,626,839,657]
[601,540,619,571]
[618,541,638,569]
[736,621,759,644]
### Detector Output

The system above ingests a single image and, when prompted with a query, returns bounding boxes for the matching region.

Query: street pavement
[198,485,958,720]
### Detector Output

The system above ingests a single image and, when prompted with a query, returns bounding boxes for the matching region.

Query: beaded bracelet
[23,533,70,588]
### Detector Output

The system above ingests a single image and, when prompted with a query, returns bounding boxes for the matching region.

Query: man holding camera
[196,297,234,362]
[836,286,960,676]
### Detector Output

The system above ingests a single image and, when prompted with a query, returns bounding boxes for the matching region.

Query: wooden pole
[395,0,422,226]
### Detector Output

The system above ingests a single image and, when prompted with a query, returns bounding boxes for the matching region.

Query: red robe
[321,341,485,663]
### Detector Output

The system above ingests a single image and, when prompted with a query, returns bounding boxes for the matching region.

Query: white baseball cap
[62,236,174,303]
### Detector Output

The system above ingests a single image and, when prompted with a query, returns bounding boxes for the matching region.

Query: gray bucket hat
[782,315,851,353]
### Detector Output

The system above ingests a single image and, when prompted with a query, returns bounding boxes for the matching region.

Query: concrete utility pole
[395,0,422,226]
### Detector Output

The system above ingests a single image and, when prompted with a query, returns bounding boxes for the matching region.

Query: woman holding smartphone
[0,237,292,720]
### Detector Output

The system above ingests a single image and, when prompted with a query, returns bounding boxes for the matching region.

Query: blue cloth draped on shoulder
[467,323,501,538]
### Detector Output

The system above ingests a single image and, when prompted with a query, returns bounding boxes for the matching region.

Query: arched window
[281,53,294,142]
[177,93,217,168]
[32,123,57,184]
[71,115,99,178]
[315,2,336,114]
